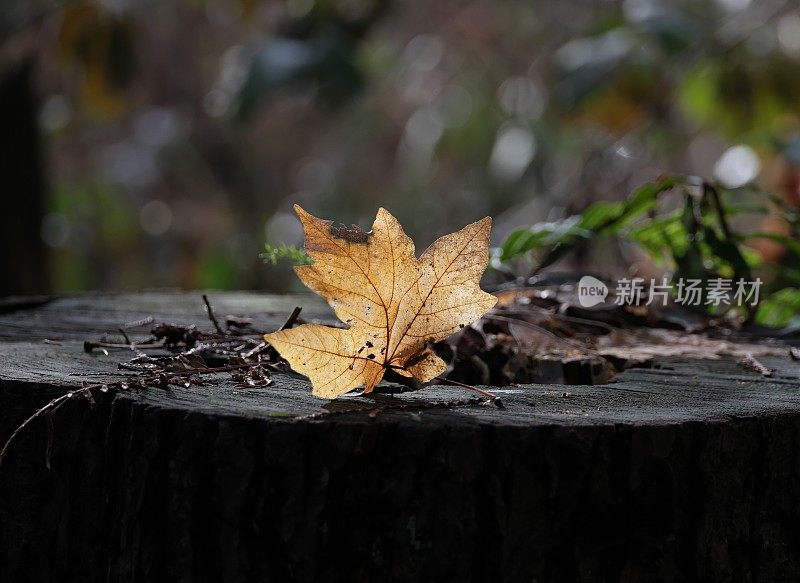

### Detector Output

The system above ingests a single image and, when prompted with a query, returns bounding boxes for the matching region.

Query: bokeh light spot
[498,77,546,120]
[713,145,760,188]
[265,212,303,246]
[140,200,173,236]
[489,125,536,182]
[778,14,800,56]
[715,0,751,12]
[39,96,71,133]
[41,213,71,247]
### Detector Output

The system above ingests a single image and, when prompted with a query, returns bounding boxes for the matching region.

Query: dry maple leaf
[264,205,497,398]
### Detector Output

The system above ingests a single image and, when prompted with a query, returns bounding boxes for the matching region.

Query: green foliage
[261,243,312,266]
[497,176,685,268]
[495,175,800,326]
[756,288,800,329]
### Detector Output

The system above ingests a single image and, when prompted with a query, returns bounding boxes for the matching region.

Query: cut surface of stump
[1,291,799,582]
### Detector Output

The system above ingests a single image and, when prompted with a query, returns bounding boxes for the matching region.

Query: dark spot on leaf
[459,324,465,328]
[367,353,376,359]
[329,223,371,243]
[366,341,374,348]
[380,347,385,354]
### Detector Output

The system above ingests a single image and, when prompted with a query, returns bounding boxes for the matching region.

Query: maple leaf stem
[433,376,504,408]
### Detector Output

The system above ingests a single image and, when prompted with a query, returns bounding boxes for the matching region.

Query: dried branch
[202,294,224,334]
[434,376,504,408]
[280,306,302,330]
[737,353,774,377]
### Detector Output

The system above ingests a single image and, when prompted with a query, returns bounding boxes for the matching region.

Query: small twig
[123,316,154,329]
[280,306,303,331]
[68,371,132,377]
[84,340,164,353]
[242,342,268,359]
[202,294,224,334]
[45,412,54,470]
[118,327,131,345]
[737,353,774,377]
[193,362,273,375]
[0,387,94,469]
[117,360,275,377]
[434,376,504,408]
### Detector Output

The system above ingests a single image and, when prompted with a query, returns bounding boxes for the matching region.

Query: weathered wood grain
[1,291,800,582]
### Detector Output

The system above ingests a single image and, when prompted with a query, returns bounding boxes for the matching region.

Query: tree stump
[1,291,800,582]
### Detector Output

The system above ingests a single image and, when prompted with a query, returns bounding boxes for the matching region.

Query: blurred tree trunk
[0,58,47,295]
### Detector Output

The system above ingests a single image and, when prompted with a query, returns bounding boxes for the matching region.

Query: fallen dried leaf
[265,205,497,398]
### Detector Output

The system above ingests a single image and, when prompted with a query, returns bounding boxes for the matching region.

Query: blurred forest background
[3,0,800,295]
